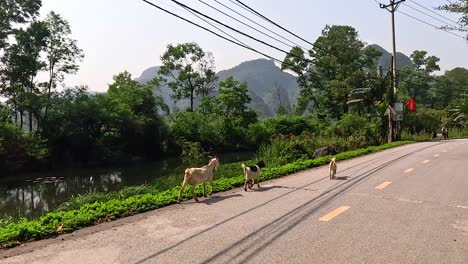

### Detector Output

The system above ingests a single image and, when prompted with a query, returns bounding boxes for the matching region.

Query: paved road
[2,140,468,264]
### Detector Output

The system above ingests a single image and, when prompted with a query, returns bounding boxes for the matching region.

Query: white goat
[177,157,220,203]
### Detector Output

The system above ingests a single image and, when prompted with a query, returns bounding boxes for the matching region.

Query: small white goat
[329,157,337,180]
[177,156,220,203]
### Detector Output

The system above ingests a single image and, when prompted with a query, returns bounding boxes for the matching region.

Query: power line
[231,0,314,46]
[211,0,308,50]
[139,0,328,81]
[406,0,459,26]
[228,0,256,17]
[168,0,321,67]
[402,2,459,29]
[229,0,355,65]
[141,0,386,92]
[151,0,252,51]
[196,0,297,50]
[396,9,466,39]
[172,0,384,75]
[141,0,269,60]
[181,2,252,49]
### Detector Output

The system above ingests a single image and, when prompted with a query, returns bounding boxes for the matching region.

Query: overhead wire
[196,0,301,50]
[140,0,333,81]
[397,9,466,39]
[406,0,460,26]
[402,2,459,29]
[211,0,309,50]
[167,0,336,69]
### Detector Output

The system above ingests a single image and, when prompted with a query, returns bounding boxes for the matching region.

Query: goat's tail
[331,157,336,162]
[241,163,246,172]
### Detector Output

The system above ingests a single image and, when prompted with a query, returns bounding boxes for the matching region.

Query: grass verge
[0,141,414,249]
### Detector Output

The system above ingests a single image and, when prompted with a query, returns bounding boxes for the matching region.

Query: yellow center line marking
[404,168,414,173]
[375,181,392,190]
[319,206,351,222]
[434,154,440,157]
[422,160,430,164]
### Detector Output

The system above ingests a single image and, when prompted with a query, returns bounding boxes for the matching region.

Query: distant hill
[368,44,413,70]
[136,45,413,117]
[216,59,298,117]
[136,59,299,117]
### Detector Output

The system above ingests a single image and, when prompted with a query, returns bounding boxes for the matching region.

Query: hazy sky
[39,0,468,92]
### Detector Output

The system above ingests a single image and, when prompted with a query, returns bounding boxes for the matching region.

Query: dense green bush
[328,114,381,148]
[0,122,48,172]
[401,107,442,134]
[170,111,224,151]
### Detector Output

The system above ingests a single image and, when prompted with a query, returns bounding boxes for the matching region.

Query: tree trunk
[190,88,194,112]
[13,99,18,124]
[43,67,55,123]
[20,111,24,129]
[29,110,33,132]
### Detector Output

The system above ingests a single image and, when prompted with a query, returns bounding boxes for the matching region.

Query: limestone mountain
[368,44,413,70]
[136,59,299,117]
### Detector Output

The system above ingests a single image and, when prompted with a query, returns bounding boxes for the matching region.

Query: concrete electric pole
[379,0,405,143]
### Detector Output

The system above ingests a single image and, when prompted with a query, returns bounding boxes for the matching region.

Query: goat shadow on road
[254,185,282,192]
[203,186,282,204]
[332,176,350,180]
[202,193,243,205]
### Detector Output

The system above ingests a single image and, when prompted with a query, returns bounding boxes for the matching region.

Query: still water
[0,152,253,220]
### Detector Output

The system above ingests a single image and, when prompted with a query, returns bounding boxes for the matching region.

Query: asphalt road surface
[2,140,468,264]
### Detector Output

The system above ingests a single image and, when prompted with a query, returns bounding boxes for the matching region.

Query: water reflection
[0,152,253,220]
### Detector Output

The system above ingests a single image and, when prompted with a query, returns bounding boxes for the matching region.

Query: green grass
[0,141,413,249]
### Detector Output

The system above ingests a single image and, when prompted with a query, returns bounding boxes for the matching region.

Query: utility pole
[379,0,405,143]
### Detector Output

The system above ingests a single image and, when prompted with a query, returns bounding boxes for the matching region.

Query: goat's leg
[248,178,254,190]
[203,182,207,197]
[209,180,214,196]
[177,181,187,204]
[191,185,199,202]
[244,178,248,191]
[256,176,260,189]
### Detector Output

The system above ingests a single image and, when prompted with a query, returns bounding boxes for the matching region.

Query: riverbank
[0,141,416,249]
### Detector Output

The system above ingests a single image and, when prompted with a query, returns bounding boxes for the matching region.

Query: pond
[0,152,254,220]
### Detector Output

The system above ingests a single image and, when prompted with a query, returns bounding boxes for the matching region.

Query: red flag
[407,98,416,112]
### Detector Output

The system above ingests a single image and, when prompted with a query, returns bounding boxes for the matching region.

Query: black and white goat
[241,161,265,191]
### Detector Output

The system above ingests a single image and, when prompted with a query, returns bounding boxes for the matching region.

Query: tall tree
[42,11,84,122]
[399,50,440,106]
[0,21,49,130]
[432,67,468,109]
[282,25,382,118]
[215,76,252,122]
[158,42,217,112]
[0,0,42,50]
[214,76,257,145]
